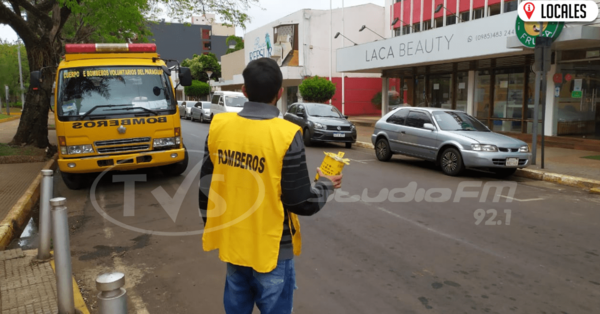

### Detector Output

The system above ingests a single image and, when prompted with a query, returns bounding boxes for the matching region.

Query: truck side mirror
[179,67,192,87]
[30,71,41,90]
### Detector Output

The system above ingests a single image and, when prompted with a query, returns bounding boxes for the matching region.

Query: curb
[0,116,20,124]
[355,141,600,193]
[355,141,374,150]
[515,168,600,192]
[50,259,91,314]
[0,154,58,250]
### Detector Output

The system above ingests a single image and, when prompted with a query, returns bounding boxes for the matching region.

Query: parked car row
[178,101,212,123]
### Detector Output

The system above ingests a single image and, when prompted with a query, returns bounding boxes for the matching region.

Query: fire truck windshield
[57,66,177,121]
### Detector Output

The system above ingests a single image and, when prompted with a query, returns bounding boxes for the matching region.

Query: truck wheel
[61,172,87,190]
[160,146,189,176]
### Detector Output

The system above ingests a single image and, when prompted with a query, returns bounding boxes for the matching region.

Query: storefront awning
[336,11,527,74]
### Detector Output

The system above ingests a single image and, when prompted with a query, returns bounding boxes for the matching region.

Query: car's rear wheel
[375,138,392,161]
[345,142,353,149]
[303,129,312,147]
[440,147,464,176]
[492,168,517,178]
[61,172,87,190]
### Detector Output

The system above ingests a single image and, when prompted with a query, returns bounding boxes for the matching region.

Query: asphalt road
[56,118,600,314]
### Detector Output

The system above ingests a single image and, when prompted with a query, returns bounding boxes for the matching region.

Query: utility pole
[17,40,25,109]
[342,0,345,115]
[329,0,332,105]
[531,36,552,168]
[5,85,9,116]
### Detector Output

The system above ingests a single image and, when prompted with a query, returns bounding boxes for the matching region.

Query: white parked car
[210,91,248,116]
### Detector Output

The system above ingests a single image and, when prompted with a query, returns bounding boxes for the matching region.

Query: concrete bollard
[38,169,53,260]
[96,272,127,314]
[50,197,76,314]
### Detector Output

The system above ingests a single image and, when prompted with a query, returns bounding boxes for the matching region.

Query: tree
[225,35,244,54]
[0,0,256,149]
[184,80,210,100]
[0,40,29,106]
[299,76,336,103]
[181,53,221,82]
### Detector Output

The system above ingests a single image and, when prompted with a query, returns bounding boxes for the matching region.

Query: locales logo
[518,1,599,22]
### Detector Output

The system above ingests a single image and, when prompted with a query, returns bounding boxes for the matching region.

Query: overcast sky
[0,0,384,42]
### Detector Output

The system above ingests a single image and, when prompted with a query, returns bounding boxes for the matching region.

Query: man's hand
[317,168,342,189]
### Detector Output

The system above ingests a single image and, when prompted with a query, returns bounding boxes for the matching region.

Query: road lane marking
[349,159,377,164]
[372,205,506,259]
[189,134,202,139]
[499,196,544,202]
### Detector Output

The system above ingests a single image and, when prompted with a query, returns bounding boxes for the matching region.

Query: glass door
[429,74,453,109]
[456,72,468,112]
[556,70,600,139]
[492,69,525,133]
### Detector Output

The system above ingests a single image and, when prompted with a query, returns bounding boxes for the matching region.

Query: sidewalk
[350,117,600,183]
[0,115,57,226]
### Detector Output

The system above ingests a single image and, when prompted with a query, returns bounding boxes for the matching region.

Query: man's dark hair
[242,58,283,103]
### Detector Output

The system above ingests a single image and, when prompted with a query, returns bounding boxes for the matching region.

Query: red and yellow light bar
[65,43,157,54]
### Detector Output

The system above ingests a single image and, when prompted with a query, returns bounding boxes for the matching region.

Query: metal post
[50,197,75,314]
[541,73,547,169]
[38,170,53,260]
[96,272,127,314]
[5,85,9,116]
[532,71,541,165]
[17,41,25,108]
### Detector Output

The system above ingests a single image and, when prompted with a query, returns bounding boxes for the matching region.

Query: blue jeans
[224,259,296,314]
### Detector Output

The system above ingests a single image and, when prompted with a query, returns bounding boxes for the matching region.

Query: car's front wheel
[492,168,517,178]
[345,142,353,149]
[303,129,312,147]
[440,147,464,176]
[375,138,392,161]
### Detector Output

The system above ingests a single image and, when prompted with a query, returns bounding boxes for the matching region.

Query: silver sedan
[371,107,532,177]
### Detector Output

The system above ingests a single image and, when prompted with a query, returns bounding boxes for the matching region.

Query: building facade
[148,22,231,63]
[214,4,387,116]
[336,0,600,147]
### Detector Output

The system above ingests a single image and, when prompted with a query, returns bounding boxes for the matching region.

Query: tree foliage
[0,0,257,148]
[225,35,244,54]
[299,76,336,103]
[184,80,210,100]
[0,41,29,105]
[181,53,221,82]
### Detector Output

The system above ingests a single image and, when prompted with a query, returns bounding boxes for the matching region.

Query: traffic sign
[553,73,563,84]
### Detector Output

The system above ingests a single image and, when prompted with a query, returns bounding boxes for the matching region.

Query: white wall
[243,4,385,80]
[244,10,305,66]
[309,4,386,78]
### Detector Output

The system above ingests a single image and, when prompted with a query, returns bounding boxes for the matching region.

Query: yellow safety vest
[203,112,303,273]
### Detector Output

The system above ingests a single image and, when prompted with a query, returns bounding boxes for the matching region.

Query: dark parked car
[284,102,357,148]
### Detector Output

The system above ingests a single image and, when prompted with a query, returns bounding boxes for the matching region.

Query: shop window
[416,75,427,106]
[429,74,453,109]
[554,70,600,138]
[434,17,443,28]
[475,70,492,120]
[504,0,518,13]
[492,69,525,133]
[394,28,402,37]
[456,73,468,112]
[422,20,432,31]
[402,25,410,35]
[412,23,420,33]
[488,4,501,16]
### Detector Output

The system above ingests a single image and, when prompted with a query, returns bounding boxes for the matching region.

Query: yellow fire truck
[30,43,192,190]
